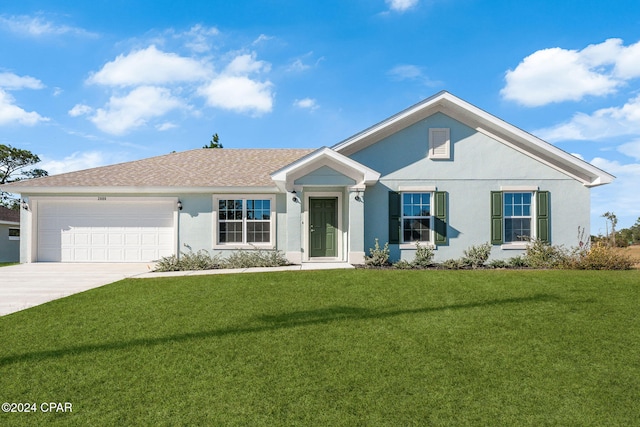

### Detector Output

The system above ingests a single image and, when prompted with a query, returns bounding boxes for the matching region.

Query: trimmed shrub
[223,248,289,269]
[524,239,568,269]
[393,259,413,269]
[462,242,492,268]
[441,258,465,270]
[508,256,529,268]
[154,248,288,272]
[365,239,390,267]
[488,259,509,269]
[413,242,435,268]
[154,250,223,272]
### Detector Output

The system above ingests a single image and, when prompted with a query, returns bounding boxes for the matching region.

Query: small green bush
[488,259,509,269]
[365,239,390,267]
[441,258,465,270]
[155,250,222,272]
[393,259,413,269]
[412,242,435,268]
[508,256,529,268]
[565,241,635,270]
[224,248,289,269]
[524,239,568,268]
[462,242,492,268]
[154,248,288,272]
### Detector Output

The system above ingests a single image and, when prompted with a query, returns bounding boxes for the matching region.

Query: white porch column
[347,186,366,264]
[285,187,303,264]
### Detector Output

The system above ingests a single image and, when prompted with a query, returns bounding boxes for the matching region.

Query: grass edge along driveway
[1,269,638,426]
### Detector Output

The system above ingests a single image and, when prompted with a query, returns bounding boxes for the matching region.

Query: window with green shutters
[389,191,447,245]
[490,190,549,245]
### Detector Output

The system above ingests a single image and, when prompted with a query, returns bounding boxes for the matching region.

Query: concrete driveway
[0,263,152,316]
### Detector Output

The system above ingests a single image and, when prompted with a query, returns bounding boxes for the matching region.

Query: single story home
[0,205,20,263]
[1,91,614,264]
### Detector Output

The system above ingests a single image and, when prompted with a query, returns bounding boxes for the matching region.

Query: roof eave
[8,185,284,195]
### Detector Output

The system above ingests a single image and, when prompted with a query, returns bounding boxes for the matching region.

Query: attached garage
[35,198,176,262]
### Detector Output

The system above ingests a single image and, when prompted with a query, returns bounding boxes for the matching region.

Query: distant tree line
[595,212,640,247]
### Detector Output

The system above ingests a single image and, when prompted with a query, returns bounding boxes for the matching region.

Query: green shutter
[388,191,401,244]
[537,191,550,243]
[434,191,448,245]
[491,191,503,245]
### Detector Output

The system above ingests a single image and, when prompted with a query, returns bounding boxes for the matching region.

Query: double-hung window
[491,190,550,246]
[389,190,447,246]
[217,197,273,246]
[504,192,532,242]
[402,192,432,243]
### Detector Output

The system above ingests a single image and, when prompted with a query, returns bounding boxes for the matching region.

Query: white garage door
[37,199,176,262]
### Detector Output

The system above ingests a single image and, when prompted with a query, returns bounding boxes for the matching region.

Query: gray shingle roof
[0,206,20,223]
[4,148,314,189]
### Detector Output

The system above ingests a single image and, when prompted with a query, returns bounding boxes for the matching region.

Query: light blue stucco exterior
[0,222,20,262]
[8,92,609,264]
[348,113,590,262]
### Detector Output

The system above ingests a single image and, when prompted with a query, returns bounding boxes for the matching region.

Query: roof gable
[271,147,380,191]
[332,91,614,187]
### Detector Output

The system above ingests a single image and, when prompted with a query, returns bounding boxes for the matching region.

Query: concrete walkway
[0,262,354,317]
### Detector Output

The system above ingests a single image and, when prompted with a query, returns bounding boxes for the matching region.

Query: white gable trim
[332,91,614,187]
[271,147,380,191]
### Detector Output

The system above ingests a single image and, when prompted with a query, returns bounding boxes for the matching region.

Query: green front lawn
[1,270,639,425]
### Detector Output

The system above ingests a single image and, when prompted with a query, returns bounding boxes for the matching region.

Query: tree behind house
[1,144,48,209]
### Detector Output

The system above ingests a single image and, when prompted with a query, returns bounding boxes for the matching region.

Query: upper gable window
[428,128,451,160]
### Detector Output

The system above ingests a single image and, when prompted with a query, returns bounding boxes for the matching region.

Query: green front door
[309,198,337,258]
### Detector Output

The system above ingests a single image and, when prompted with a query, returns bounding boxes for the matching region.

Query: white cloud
[618,139,640,161]
[0,14,95,37]
[224,53,271,75]
[612,40,640,79]
[183,24,219,53]
[287,59,310,73]
[502,38,640,107]
[196,52,274,115]
[386,0,419,12]
[38,151,112,175]
[253,34,274,45]
[0,89,48,126]
[536,95,640,141]
[68,104,94,117]
[294,98,319,110]
[502,46,620,107]
[0,72,44,90]
[87,45,210,87]
[198,76,273,115]
[388,64,441,86]
[90,86,184,135]
[156,122,178,131]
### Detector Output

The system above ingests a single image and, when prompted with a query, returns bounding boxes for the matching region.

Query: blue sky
[1,0,640,232]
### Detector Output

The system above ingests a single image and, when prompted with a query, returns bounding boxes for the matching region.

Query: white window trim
[212,195,276,249]
[501,191,536,249]
[9,227,20,241]
[428,128,451,160]
[400,191,435,246]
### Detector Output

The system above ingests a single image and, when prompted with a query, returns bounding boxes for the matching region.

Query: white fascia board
[332,91,450,154]
[0,220,19,225]
[271,147,380,188]
[8,185,283,195]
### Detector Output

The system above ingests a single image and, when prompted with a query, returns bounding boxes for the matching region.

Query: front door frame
[304,191,343,262]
